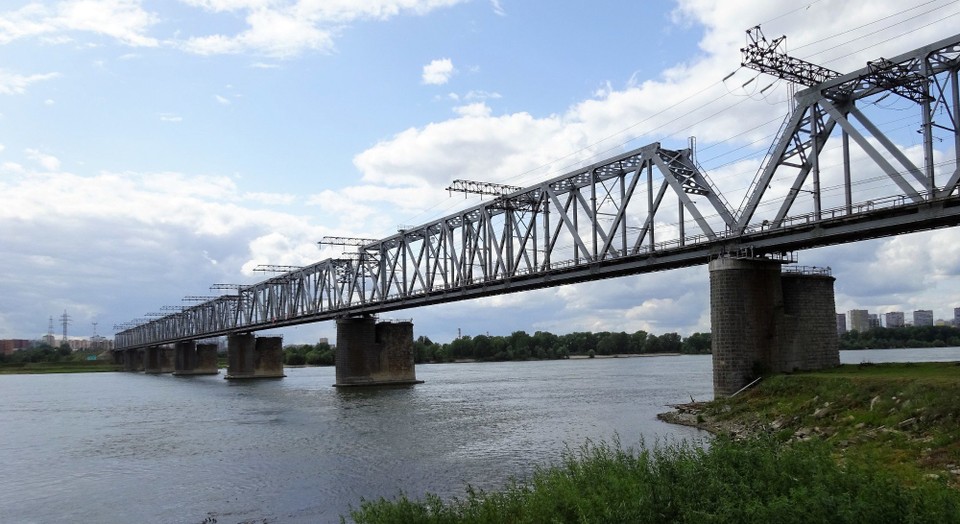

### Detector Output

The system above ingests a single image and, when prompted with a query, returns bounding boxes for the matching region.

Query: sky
[2,0,960,344]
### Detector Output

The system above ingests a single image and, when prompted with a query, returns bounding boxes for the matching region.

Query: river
[2,348,958,523]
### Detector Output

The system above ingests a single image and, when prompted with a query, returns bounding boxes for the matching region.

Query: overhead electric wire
[789,0,949,54]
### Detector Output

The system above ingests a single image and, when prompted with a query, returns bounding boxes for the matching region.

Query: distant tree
[681,332,712,354]
[629,331,648,353]
[658,333,683,353]
[508,331,532,359]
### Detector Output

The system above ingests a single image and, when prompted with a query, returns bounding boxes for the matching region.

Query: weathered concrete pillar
[710,257,782,397]
[124,348,144,372]
[778,270,841,372]
[710,257,840,397]
[112,350,123,366]
[144,346,161,373]
[173,341,219,376]
[195,343,220,374]
[335,317,421,387]
[173,340,197,373]
[144,346,175,374]
[225,334,284,379]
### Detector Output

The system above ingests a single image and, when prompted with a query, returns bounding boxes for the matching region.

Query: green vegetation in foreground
[345,436,959,523]
[696,362,960,485]
[347,361,960,523]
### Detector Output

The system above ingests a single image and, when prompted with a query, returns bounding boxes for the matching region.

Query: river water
[2,348,959,523]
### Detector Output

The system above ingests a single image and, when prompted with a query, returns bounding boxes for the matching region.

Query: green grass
[346,362,960,523]
[703,362,960,483]
[0,360,122,374]
[345,436,960,523]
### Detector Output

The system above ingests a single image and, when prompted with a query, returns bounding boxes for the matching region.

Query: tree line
[0,343,103,364]
[840,325,960,350]
[282,330,711,366]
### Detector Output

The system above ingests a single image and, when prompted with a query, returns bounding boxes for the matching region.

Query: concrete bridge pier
[334,316,422,387]
[173,341,220,376]
[123,348,144,372]
[709,256,840,397]
[224,334,285,379]
[144,345,175,374]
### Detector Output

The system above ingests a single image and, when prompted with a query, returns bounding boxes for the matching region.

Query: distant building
[884,311,905,328]
[954,307,960,327]
[913,309,934,327]
[868,313,881,329]
[836,313,847,334]
[0,339,31,355]
[848,309,871,332]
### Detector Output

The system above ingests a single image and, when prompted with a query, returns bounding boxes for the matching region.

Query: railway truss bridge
[115,29,960,395]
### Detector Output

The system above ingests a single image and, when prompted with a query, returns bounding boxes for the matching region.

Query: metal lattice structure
[116,30,960,350]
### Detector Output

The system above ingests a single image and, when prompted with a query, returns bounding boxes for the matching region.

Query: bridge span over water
[115,29,960,395]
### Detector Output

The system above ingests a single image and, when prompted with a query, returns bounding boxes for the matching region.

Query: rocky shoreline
[656,363,960,486]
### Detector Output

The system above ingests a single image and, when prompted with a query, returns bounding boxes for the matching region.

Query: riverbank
[0,361,121,374]
[346,361,960,522]
[658,361,960,486]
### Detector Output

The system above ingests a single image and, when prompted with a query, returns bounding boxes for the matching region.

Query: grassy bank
[346,437,958,523]
[0,360,122,374]
[346,362,960,523]
[663,362,960,486]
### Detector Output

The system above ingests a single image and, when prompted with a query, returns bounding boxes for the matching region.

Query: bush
[285,353,306,366]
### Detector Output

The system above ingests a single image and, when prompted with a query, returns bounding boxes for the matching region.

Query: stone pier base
[710,257,839,397]
[123,348,144,372]
[335,317,422,387]
[144,346,175,374]
[173,341,220,376]
[225,334,285,379]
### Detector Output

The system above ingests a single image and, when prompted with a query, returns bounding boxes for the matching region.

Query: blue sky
[2,0,960,344]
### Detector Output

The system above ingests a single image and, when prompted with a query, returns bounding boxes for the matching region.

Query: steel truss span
[116,30,960,350]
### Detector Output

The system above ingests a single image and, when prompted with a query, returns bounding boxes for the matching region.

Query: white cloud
[0,0,467,58]
[465,90,501,101]
[25,148,61,171]
[0,0,159,47]
[180,0,468,58]
[243,192,296,205]
[182,7,335,58]
[159,113,182,122]
[453,102,491,118]
[179,0,276,12]
[422,57,455,85]
[214,94,230,105]
[0,69,60,95]
[490,0,505,16]
[0,160,334,338]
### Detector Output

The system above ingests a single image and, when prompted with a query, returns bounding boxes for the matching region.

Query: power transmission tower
[59,310,71,346]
